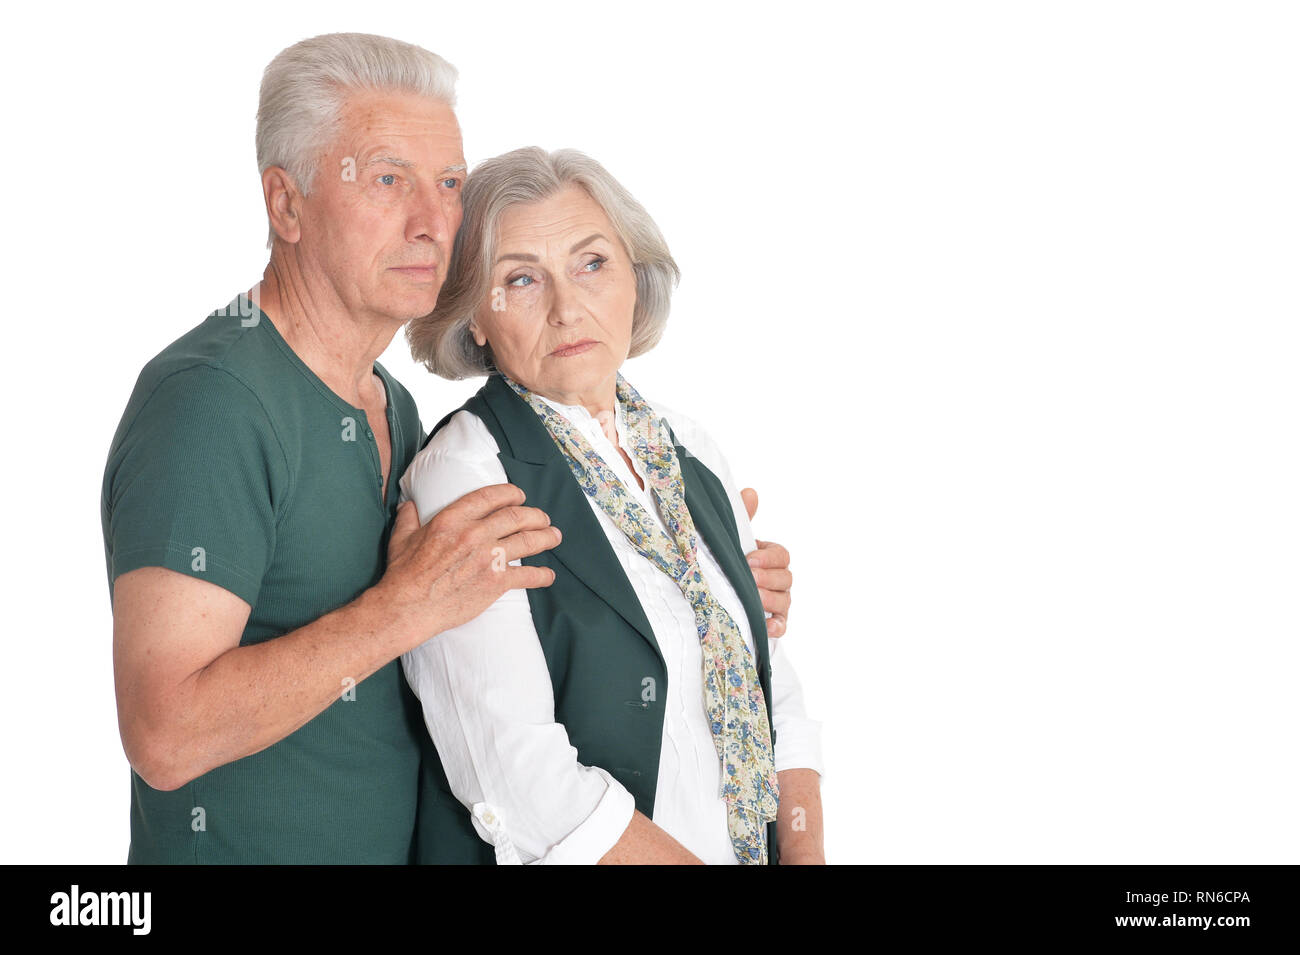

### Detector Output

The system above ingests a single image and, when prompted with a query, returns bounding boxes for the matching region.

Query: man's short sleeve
[103,365,287,609]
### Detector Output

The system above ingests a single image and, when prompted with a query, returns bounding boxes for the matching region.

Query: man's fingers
[746,539,790,569]
[757,584,791,619]
[766,614,787,639]
[751,567,792,593]
[741,487,758,521]
[497,525,563,563]
[479,504,554,543]
[442,482,528,521]
[503,564,557,590]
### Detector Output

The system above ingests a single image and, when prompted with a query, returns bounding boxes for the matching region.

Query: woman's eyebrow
[569,233,606,253]
[496,233,610,265]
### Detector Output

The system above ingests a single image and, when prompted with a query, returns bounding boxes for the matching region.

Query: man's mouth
[390,264,440,282]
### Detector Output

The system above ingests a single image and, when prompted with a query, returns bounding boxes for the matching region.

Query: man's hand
[111,483,560,794]
[380,483,560,643]
[740,488,792,638]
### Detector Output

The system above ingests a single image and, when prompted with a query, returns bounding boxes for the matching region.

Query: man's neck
[252,260,398,408]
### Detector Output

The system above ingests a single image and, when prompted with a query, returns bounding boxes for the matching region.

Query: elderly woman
[399,147,824,865]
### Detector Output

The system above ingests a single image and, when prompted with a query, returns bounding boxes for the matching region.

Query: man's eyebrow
[362,155,415,168]
[359,158,467,174]
[569,233,606,253]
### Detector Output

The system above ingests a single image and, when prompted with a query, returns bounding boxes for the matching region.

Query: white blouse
[398,390,823,865]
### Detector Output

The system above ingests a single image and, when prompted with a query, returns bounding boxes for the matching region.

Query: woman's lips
[550,339,598,357]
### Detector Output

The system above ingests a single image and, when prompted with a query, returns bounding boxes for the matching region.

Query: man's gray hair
[407,147,680,379]
[256,32,458,249]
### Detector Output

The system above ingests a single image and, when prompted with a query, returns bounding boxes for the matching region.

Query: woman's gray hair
[256,32,458,249]
[407,147,680,379]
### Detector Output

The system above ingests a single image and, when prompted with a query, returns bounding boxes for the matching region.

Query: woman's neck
[527,378,618,423]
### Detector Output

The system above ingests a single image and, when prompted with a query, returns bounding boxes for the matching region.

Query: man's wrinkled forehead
[334,90,465,167]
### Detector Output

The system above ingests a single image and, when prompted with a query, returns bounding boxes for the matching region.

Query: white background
[1,1,1296,863]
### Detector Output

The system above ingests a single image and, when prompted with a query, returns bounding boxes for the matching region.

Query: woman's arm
[775,769,826,864]
[770,642,827,863]
[400,411,703,864]
[601,812,702,864]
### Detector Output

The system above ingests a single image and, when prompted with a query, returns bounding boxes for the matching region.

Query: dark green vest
[414,374,779,864]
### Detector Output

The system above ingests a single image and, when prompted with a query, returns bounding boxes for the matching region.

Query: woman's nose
[548,279,587,326]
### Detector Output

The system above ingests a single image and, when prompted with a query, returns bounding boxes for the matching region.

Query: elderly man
[100,32,796,864]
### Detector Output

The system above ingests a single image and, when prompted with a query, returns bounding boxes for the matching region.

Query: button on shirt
[399,392,823,864]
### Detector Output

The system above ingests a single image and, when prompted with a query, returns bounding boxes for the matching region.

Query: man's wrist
[350,578,439,658]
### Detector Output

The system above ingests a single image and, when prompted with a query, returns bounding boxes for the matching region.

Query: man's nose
[407,187,455,246]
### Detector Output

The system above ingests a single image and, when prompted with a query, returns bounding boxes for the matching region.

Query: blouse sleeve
[398,411,636,864]
[653,401,826,780]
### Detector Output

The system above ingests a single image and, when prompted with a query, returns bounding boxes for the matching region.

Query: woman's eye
[507,274,534,287]
[582,256,607,272]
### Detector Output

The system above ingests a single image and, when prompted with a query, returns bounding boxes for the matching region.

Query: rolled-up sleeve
[398,412,636,864]
[768,639,826,777]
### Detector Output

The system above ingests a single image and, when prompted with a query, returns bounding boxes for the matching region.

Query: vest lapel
[675,438,781,863]
[476,375,663,661]
[675,443,774,692]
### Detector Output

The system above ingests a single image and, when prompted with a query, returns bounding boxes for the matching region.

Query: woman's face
[470,184,637,409]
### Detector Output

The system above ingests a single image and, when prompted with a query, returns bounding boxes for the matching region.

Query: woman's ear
[469,318,487,348]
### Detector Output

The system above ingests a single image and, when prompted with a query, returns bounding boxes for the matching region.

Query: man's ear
[263,166,302,245]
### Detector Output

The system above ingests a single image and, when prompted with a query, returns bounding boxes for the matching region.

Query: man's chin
[382,286,443,324]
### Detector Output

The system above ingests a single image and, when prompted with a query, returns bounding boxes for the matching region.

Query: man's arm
[114,487,559,792]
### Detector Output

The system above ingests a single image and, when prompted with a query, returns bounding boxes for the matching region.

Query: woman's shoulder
[646,396,728,471]
[644,394,756,552]
[399,409,506,522]
[421,408,500,458]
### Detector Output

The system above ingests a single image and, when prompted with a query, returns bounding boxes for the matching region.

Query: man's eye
[442,177,461,189]
[377,174,397,186]
[507,275,534,287]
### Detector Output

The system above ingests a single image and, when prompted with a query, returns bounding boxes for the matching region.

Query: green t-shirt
[101,291,428,863]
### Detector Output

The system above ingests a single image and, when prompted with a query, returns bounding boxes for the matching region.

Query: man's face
[295,89,466,323]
